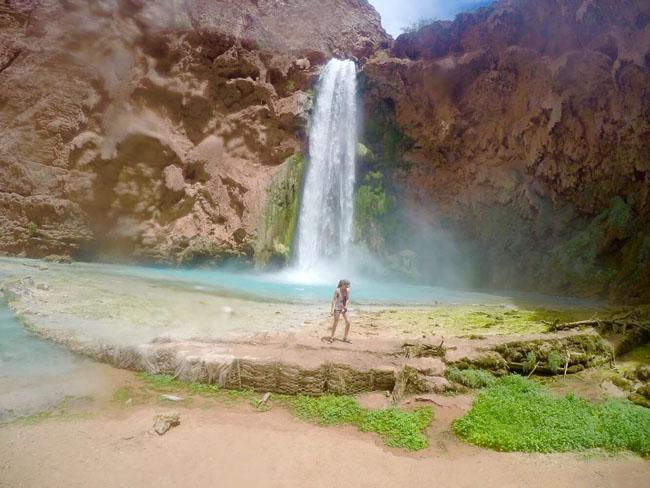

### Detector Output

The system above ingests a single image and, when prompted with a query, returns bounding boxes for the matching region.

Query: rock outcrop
[361,0,650,301]
[0,0,388,264]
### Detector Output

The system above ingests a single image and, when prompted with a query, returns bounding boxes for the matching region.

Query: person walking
[328,279,351,343]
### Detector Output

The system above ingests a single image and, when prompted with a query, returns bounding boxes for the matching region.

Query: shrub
[453,375,650,456]
[547,350,563,373]
[445,367,496,389]
[522,351,537,373]
[291,394,433,451]
[26,221,37,238]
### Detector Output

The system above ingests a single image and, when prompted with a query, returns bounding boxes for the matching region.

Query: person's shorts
[334,309,346,316]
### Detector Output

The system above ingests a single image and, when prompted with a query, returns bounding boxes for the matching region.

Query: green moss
[617,344,650,374]
[137,372,256,403]
[253,153,304,267]
[522,352,537,373]
[176,239,240,266]
[446,367,496,389]
[453,375,650,456]
[291,394,433,451]
[26,221,37,238]
[356,142,372,159]
[353,171,391,250]
[13,396,91,425]
[547,351,563,374]
[113,386,133,406]
[371,305,598,336]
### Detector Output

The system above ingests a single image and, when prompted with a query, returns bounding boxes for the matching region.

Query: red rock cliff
[361,0,650,300]
[0,0,388,263]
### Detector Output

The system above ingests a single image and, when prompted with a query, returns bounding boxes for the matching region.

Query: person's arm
[344,292,350,312]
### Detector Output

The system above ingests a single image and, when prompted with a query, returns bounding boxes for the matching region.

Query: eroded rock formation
[0,0,388,264]
[361,0,650,301]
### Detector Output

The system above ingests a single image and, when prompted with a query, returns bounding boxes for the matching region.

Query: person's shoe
[341,338,351,344]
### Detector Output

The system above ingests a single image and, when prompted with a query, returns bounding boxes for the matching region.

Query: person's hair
[337,279,350,289]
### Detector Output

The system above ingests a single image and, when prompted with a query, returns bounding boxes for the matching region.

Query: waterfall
[295,59,357,273]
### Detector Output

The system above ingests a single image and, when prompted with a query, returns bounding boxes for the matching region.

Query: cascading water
[295,59,357,274]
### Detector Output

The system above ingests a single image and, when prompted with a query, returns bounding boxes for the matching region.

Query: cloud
[369,0,492,37]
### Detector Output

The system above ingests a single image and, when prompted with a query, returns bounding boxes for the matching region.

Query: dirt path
[1,392,648,488]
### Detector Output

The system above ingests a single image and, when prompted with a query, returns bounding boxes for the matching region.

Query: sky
[368,0,492,37]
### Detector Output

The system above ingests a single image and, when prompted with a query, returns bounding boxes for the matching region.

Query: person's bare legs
[329,312,340,342]
[341,312,351,343]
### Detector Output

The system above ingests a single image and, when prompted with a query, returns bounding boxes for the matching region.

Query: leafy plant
[291,394,433,451]
[547,350,563,373]
[445,367,496,389]
[453,375,650,456]
[26,221,37,238]
[522,351,537,373]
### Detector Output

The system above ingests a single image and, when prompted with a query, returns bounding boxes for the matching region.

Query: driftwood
[546,318,648,333]
[526,361,540,378]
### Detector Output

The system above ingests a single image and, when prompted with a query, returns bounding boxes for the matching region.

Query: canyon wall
[360,0,650,301]
[1,0,649,301]
[0,0,387,264]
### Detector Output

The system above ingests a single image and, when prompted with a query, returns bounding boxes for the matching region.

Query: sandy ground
[1,370,649,488]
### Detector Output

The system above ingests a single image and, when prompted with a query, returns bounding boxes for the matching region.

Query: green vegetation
[617,344,650,373]
[253,153,304,267]
[547,196,643,297]
[26,221,37,238]
[371,305,599,336]
[522,352,537,373]
[139,374,433,450]
[354,171,391,251]
[291,395,433,450]
[137,372,256,402]
[547,351,563,374]
[453,375,650,456]
[445,367,496,389]
[113,386,133,405]
[286,79,295,92]
[13,396,91,425]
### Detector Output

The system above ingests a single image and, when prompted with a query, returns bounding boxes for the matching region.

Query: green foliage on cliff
[26,221,37,238]
[454,375,650,456]
[253,153,304,267]
[362,95,413,168]
[353,171,393,253]
[546,196,641,297]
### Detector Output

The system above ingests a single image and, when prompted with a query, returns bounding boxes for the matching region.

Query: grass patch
[113,386,133,405]
[137,372,256,403]
[291,395,433,450]
[445,367,496,389]
[453,375,650,456]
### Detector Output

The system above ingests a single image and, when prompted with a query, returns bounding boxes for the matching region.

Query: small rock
[35,282,50,291]
[161,394,184,402]
[222,306,234,314]
[424,376,452,393]
[43,254,72,264]
[153,413,180,435]
[38,264,49,271]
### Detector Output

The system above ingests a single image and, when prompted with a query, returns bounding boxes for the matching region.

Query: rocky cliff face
[0,0,387,264]
[361,0,650,301]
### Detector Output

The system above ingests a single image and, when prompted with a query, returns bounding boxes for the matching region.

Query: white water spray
[295,59,357,275]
